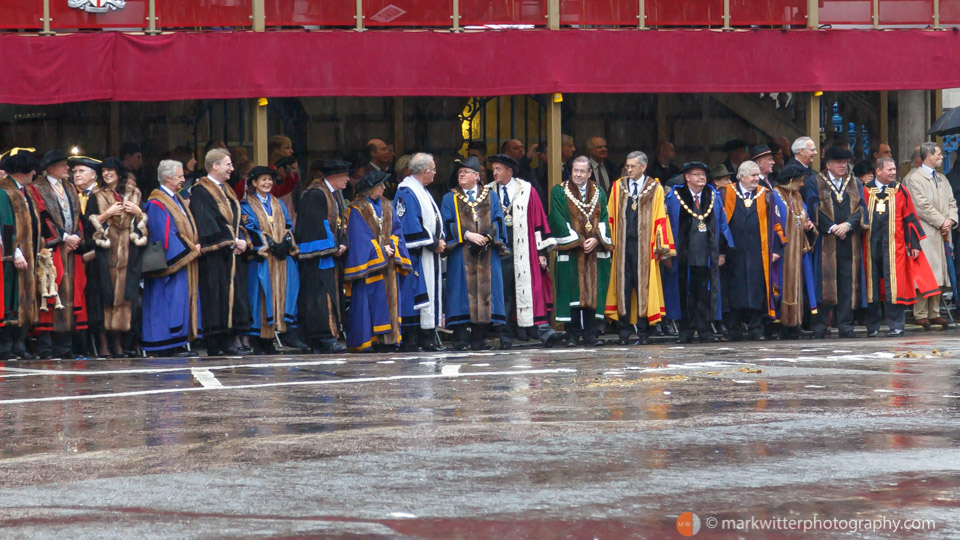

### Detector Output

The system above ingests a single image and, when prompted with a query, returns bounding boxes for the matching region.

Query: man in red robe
[862,157,939,337]
[487,154,565,349]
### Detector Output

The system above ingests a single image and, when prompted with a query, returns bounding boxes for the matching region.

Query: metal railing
[28,0,951,34]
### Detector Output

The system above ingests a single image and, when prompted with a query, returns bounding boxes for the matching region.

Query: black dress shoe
[676,335,692,344]
[206,347,223,357]
[18,351,35,360]
[564,335,580,347]
[470,342,492,351]
[654,324,665,336]
[866,330,879,337]
[453,343,470,351]
[582,338,604,347]
[0,352,16,361]
[635,336,651,345]
[313,341,347,354]
[421,341,446,352]
[122,350,139,358]
[838,331,857,339]
[886,329,905,338]
[222,346,243,356]
[543,331,566,348]
[698,334,717,343]
[617,338,632,345]
[499,342,512,350]
[174,350,200,358]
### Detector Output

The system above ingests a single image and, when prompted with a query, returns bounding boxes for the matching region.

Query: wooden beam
[807,92,821,171]
[935,0,941,28]
[638,0,646,29]
[147,0,158,34]
[547,93,562,208]
[723,0,731,30]
[934,89,944,147]
[253,98,268,165]
[547,0,559,30]
[879,90,889,147]
[806,0,818,28]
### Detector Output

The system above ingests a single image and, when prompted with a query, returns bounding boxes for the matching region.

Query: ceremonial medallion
[743,199,753,208]
[504,215,513,227]
[697,220,707,233]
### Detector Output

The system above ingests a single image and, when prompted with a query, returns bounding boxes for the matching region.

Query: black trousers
[565,308,598,342]
[679,266,713,337]
[0,326,27,355]
[724,309,764,340]
[453,324,488,348]
[38,331,72,358]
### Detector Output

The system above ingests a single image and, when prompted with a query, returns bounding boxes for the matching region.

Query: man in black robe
[190,148,251,356]
[294,160,350,354]
[813,146,864,339]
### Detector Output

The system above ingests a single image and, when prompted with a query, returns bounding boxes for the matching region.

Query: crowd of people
[0,133,955,358]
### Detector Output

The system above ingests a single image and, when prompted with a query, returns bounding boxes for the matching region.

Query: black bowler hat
[355,170,390,193]
[67,155,102,171]
[101,157,128,180]
[455,156,482,173]
[320,159,351,176]
[824,146,854,162]
[680,161,711,175]
[39,149,69,170]
[488,153,520,173]
[3,150,40,175]
[852,159,874,179]
[777,163,807,184]
[247,165,281,185]
[749,145,772,161]
[723,139,749,153]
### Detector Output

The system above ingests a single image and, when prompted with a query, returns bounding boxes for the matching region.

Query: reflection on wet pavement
[0,339,959,538]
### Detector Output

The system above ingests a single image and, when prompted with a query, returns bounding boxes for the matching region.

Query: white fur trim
[555,223,579,246]
[88,215,112,249]
[598,222,612,246]
[557,254,570,262]
[510,179,535,328]
[535,230,557,252]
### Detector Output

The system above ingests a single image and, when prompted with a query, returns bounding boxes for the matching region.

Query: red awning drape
[3,28,959,104]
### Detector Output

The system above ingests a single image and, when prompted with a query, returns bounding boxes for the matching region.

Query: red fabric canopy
[3,28,959,104]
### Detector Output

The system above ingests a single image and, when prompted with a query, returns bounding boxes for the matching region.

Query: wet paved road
[1,335,960,539]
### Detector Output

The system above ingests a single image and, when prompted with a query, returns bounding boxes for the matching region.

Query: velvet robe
[395,178,442,330]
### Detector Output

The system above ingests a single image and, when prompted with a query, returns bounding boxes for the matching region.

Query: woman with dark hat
[772,164,820,339]
[342,169,413,352]
[82,156,148,357]
[240,165,307,355]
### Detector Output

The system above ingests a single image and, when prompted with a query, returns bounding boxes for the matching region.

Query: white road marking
[191,369,223,388]
[389,512,417,519]
[0,367,577,405]
[0,358,348,378]
[440,364,462,376]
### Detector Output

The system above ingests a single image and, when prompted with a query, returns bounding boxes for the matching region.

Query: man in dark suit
[587,136,619,194]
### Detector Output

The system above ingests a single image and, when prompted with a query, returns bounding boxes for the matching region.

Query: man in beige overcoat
[903,142,958,330]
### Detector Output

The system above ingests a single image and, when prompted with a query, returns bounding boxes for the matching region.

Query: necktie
[501,186,509,206]
[632,182,638,197]
[468,190,475,202]
[932,171,939,187]
[219,183,228,195]
[694,193,700,211]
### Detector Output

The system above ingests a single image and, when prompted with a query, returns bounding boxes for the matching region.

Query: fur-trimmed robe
[86,185,148,332]
[440,185,509,327]
[773,184,819,327]
[549,180,613,322]
[241,193,300,339]
[487,178,556,328]
[816,172,865,308]
[605,176,675,324]
[28,178,88,332]
[142,188,201,351]
[190,176,250,336]
[294,179,348,341]
[343,196,413,351]
[0,176,38,328]
[861,180,939,305]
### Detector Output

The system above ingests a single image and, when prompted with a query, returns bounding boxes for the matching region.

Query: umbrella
[928,107,960,136]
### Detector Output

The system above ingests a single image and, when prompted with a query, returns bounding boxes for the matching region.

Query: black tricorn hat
[2,149,40,175]
[67,155,102,171]
[356,170,390,193]
[723,139,749,153]
[824,146,854,162]
[488,153,520,173]
[455,156,482,173]
[680,161,711,175]
[247,165,281,185]
[749,144,772,161]
[777,163,807,184]
[39,149,69,170]
[320,159,351,176]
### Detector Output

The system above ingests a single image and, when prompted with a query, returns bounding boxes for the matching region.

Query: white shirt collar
[630,175,646,192]
[208,175,223,186]
[46,175,60,186]
[739,183,753,197]
[160,185,177,197]
[256,192,270,205]
[921,163,936,177]
[499,178,516,194]
[324,179,338,193]
[689,188,702,200]
[369,162,383,172]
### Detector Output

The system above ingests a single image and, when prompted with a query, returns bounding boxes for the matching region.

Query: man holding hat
[750,145,777,190]
[663,161,733,343]
[487,153,563,349]
[863,157,939,337]
[29,149,87,358]
[772,164,819,339]
[604,151,675,345]
[441,156,509,351]
[342,170,413,352]
[813,145,864,339]
[549,156,613,347]
[395,153,446,352]
[190,148,252,356]
[0,149,40,359]
[294,159,351,354]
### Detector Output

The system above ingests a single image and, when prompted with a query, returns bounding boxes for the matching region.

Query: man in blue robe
[343,170,413,352]
[396,153,446,352]
[141,159,201,357]
[440,156,508,351]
